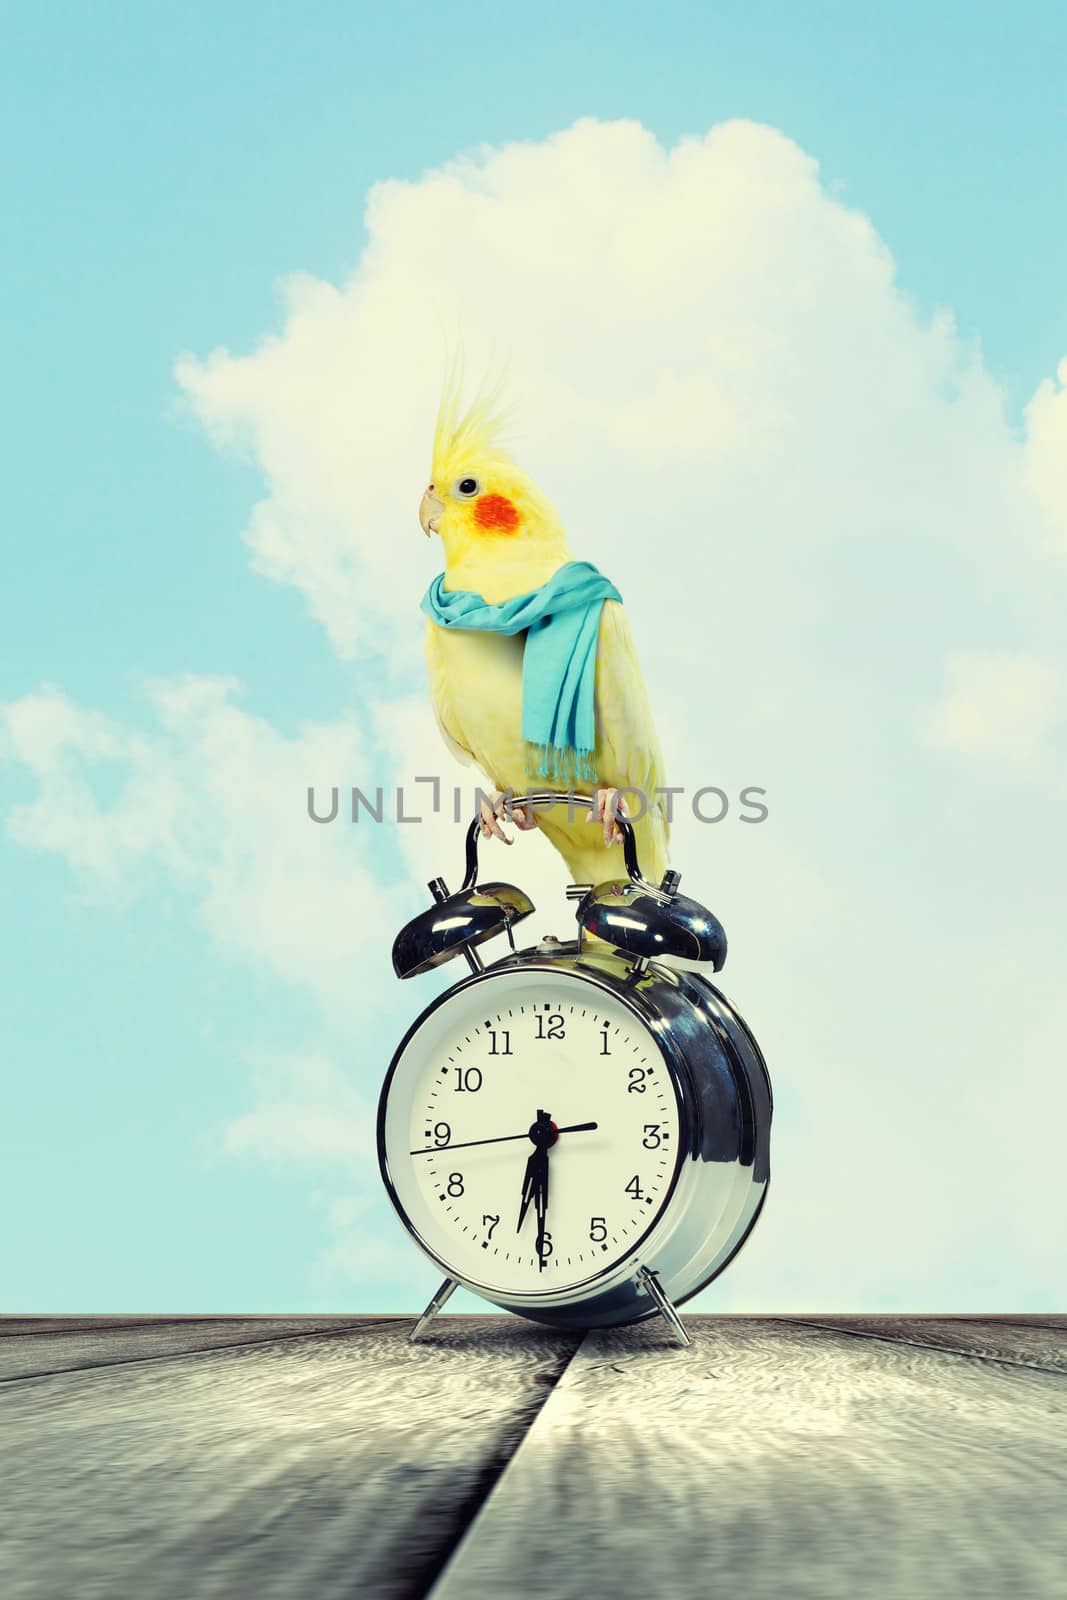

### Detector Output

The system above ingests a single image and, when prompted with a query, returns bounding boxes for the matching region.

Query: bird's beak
[419,486,445,537]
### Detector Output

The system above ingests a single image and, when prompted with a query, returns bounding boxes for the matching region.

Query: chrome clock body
[378,933,771,1330]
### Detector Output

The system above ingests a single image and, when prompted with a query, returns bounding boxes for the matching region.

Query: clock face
[379,967,683,1298]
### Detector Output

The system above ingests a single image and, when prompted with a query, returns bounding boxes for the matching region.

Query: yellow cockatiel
[419,380,669,888]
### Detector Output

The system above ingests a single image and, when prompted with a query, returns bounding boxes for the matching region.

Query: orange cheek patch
[473,493,520,533]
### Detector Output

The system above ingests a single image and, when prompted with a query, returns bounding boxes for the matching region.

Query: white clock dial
[380,968,683,1297]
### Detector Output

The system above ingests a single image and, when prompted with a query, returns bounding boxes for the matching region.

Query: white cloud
[221,1048,374,1166]
[1024,356,1067,546]
[924,651,1062,761]
[173,116,1067,1307]
[173,117,1067,835]
[1,675,401,1019]
[216,1051,430,1298]
[1,683,194,892]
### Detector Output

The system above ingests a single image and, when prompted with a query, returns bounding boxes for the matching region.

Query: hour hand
[517,1148,546,1235]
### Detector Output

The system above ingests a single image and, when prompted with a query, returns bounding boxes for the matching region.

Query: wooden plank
[0,1315,395,1339]
[0,1317,387,1382]
[430,1316,1067,1600]
[980,1315,1067,1329]
[0,1317,185,1337]
[0,1315,579,1600]
[775,1315,1067,1373]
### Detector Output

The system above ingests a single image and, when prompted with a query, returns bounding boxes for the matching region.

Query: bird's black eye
[454,476,481,499]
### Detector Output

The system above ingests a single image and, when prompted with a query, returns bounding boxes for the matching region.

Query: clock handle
[461,789,649,891]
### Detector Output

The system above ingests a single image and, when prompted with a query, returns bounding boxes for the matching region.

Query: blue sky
[2,3,1065,1313]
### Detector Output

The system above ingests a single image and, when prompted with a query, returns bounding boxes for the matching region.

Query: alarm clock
[378,792,772,1346]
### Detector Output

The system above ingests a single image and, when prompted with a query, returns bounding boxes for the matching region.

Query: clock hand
[517,1109,553,1238]
[409,1121,597,1156]
[535,1152,550,1272]
[517,1148,540,1234]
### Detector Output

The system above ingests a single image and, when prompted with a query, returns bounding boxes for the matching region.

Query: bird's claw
[586,787,630,847]
[480,790,539,845]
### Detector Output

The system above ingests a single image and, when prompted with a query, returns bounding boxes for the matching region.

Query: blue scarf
[421,560,622,782]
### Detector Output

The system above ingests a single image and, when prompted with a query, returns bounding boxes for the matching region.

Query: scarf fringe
[524,741,597,787]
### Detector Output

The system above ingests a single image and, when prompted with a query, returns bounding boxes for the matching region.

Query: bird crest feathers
[432,357,516,488]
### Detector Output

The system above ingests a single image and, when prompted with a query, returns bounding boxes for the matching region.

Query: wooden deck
[2,1315,1064,1598]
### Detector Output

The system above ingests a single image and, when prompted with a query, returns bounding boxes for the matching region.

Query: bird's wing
[424,618,476,767]
[594,599,669,831]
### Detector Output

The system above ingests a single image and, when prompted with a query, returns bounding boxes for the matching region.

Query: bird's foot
[586,787,630,847]
[479,790,539,845]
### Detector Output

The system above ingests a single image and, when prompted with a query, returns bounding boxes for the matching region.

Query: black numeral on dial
[447,1172,465,1197]
[433,1122,451,1146]
[642,1124,664,1148]
[487,1030,512,1055]
[589,1216,608,1243]
[537,1230,554,1261]
[627,1066,647,1093]
[624,1174,644,1200]
[452,1067,483,1092]
[534,1012,566,1040]
[482,1213,499,1243]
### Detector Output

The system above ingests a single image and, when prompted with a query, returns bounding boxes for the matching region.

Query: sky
[2,2,1066,1315]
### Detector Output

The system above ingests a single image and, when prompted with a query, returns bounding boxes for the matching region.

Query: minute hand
[534,1162,550,1271]
[409,1121,597,1156]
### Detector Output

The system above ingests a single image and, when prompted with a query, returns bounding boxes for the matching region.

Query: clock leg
[637,1266,692,1348]
[409,1276,460,1343]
